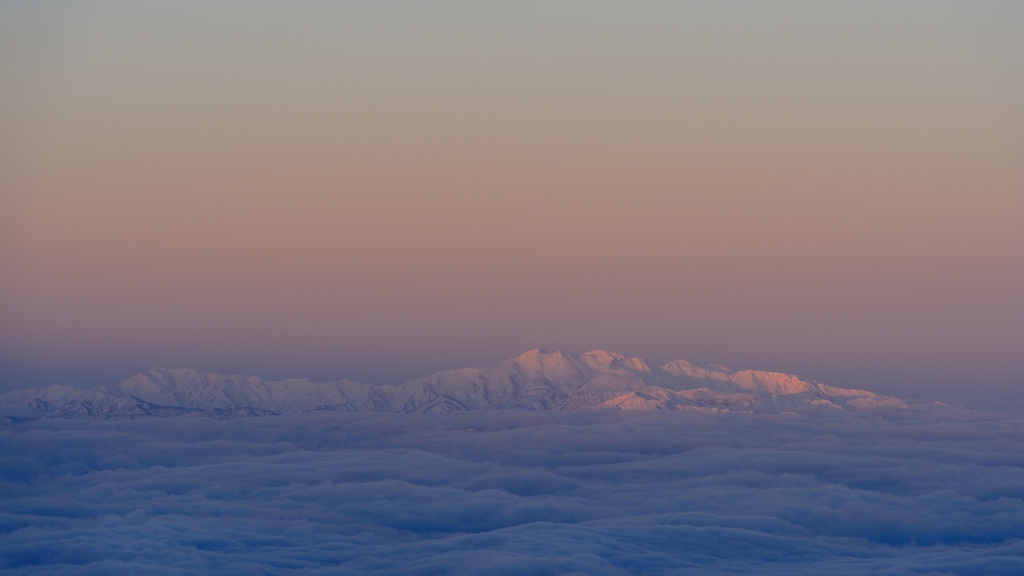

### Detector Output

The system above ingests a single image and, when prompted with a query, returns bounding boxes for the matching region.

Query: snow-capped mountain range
[0,349,909,420]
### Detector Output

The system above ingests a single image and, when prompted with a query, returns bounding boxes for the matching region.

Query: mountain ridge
[0,349,910,420]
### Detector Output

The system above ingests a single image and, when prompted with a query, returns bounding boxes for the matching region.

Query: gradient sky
[1,1,1022,397]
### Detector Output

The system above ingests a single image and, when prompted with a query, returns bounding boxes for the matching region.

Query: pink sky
[1,2,1022,396]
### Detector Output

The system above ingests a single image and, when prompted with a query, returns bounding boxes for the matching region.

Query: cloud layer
[2,409,1023,574]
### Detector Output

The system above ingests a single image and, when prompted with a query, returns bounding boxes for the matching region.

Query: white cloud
[2,410,1023,574]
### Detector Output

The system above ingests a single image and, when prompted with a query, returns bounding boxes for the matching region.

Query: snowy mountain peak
[0,349,910,420]
[581,350,651,372]
[661,359,731,379]
[504,348,606,383]
[507,349,652,379]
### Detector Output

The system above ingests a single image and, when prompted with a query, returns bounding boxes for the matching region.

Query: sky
[1,1,1022,398]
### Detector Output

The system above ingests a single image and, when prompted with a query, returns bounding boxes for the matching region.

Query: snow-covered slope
[0,349,907,420]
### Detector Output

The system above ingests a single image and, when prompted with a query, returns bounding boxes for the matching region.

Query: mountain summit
[0,349,907,420]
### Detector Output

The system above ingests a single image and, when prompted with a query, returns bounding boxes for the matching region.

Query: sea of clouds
[2,408,1023,574]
